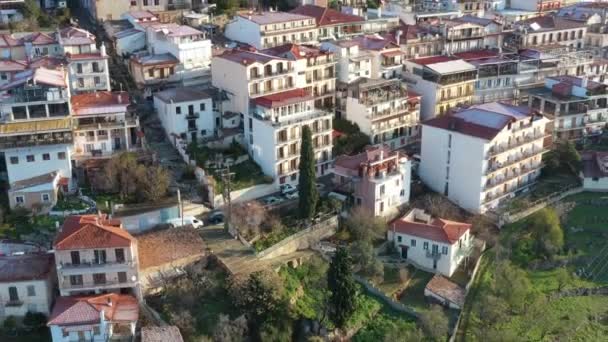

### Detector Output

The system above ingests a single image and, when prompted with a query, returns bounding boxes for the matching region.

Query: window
[94,76,100,85]
[70,251,80,265]
[58,152,66,160]
[93,326,100,336]
[9,156,18,164]
[148,69,154,77]
[118,272,127,283]
[93,273,106,284]
[130,0,136,5]
[42,153,50,160]
[27,285,36,297]
[78,331,85,340]
[15,196,24,204]
[423,242,429,250]
[200,103,206,111]
[94,250,107,264]
[76,64,83,74]
[397,236,402,243]
[77,78,84,87]
[379,185,385,196]
[26,155,35,162]
[176,106,181,114]
[41,193,50,202]
[8,286,19,301]
[92,62,99,72]
[143,0,148,5]
[115,248,125,263]
[70,275,83,286]
[411,239,416,247]
[154,0,159,5]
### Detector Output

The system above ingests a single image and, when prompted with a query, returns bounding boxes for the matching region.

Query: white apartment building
[224,12,317,49]
[0,67,74,210]
[211,49,297,116]
[58,27,111,94]
[510,15,587,50]
[388,208,473,277]
[581,151,608,192]
[53,214,140,298]
[291,5,365,41]
[529,75,608,141]
[71,91,142,162]
[419,102,552,214]
[320,40,372,84]
[344,78,421,150]
[154,87,215,143]
[333,145,411,217]
[420,19,487,54]
[348,35,404,80]
[249,88,333,186]
[262,43,336,109]
[0,254,55,321]
[79,0,192,21]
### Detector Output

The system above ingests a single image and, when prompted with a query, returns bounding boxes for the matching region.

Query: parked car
[280,184,296,195]
[284,190,299,200]
[167,216,204,229]
[208,211,224,224]
[263,196,282,206]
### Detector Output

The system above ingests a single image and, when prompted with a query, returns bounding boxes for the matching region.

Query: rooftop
[48,294,139,326]
[59,26,96,46]
[547,75,606,91]
[425,59,476,75]
[71,91,130,116]
[261,43,330,60]
[453,49,500,61]
[0,67,66,90]
[216,49,285,66]
[0,253,54,283]
[54,214,134,250]
[132,53,179,66]
[252,88,312,108]
[291,5,364,27]
[154,87,211,104]
[391,209,470,244]
[10,171,60,191]
[516,15,586,31]
[409,55,458,66]
[0,59,28,72]
[582,151,608,179]
[136,227,205,270]
[142,326,184,342]
[0,118,72,136]
[238,11,313,25]
[334,145,402,171]
[128,10,158,20]
[425,275,466,308]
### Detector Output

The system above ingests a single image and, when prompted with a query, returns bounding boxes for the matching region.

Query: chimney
[117,93,123,103]
[100,43,107,57]
[396,30,402,45]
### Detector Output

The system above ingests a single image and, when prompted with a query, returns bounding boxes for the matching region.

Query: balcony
[250,83,295,96]
[58,260,136,274]
[76,117,139,130]
[307,58,335,67]
[487,132,548,157]
[484,162,543,191]
[186,112,200,119]
[483,179,538,205]
[3,300,24,307]
[0,131,73,149]
[486,146,547,175]
[255,110,331,128]
[426,250,442,260]
[61,278,137,291]
[249,67,293,80]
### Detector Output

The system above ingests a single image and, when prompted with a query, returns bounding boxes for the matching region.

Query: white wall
[402,77,438,120]
[583,177,608,191]
[224,17,263,49]
[4,145,72,185]
[116,32,146,56]
[0,278,53,319]
[211,58,250,115]
[154,97,215,143]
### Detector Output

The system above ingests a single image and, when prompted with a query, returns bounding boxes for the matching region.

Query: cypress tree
[298,125,318,220]
[328,247,357,328]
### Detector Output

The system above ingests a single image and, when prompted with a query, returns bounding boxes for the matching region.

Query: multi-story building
[581,150,608,192]
[79,0,193,21]
[211,49,297,116]
[558,3,608,56]
[53,214,140,298]
[70,91,142,162]
[262,44,336,109]
[419,102,552,213]
[420,19,487,54]
[0,31,61,61]
[320,40,372,84]
[385,25,444,60]
[249,88,333,185]
[59,27,111,94]
[48,293,139,342]
[0,67,74,210]
[224,12,317,49]
[348,35,404,80]
[455,51,519,104]
[291,5,365,41]
[344,78,421,149]
[333,145,411,217]
[403,56,477,120]
[153,87,215,143]
[387,208,472,276]
[509,0,562,13]
[529,75,608,141]
[0,254,55,321]
[509,15,587,50]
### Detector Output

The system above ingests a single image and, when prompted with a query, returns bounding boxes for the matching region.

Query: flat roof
[238,11,313,25]
[154,87,211,103]
[426,59,476,74]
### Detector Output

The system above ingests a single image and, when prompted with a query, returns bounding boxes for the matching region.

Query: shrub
[23,312,47,329]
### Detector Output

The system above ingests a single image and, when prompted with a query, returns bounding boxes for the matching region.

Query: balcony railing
[486,147,547,175]
[484,162,543,191]
[249,68,293,80]
[61,278,137,290]
[58,260,135,270]
[482,179,538,204]
[487,132,548,157]
[426,250,442,260]
[0,132,73,149]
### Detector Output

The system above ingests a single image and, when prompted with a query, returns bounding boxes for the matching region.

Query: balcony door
[94,250,107,264]
[70,251,80,265]
[115,248,125,263]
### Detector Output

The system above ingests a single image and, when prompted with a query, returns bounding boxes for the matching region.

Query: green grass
[1,329,50,342]
[352,310,417,342]
[398,267,435,313]
[253,225,300,252]
[52,197,89,211]
[213,159,270,193]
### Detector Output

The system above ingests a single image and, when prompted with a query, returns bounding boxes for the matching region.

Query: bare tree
[213,314,248,342]
[346,206,386,242]
[231,201,266,238]
[138,165,170,203]
[414,193,463,221]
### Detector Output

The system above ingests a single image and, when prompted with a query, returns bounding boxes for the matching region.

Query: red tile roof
[261,43,330,60]
[48,294,139,326]
[0,59,28,72]
[252,88,312,108]
[0,34,23,47]
[66,52,108,61]
[391,215,470,244]
[425,275,465,307]
[409,55,457,65]
[0,253,54,282]
[453,50,500,61]
[71,91,130,115]
[334,144,401,171]
[423,114,501,140]
[54,214,134,250]
[27,32,57,45]
[291,5,364,27]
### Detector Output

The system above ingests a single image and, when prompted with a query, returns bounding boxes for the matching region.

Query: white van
[167,216,204,229]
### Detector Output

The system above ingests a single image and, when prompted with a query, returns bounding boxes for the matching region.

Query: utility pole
[219,166,235,234]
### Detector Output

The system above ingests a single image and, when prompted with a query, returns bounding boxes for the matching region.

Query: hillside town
[1,0,608,341]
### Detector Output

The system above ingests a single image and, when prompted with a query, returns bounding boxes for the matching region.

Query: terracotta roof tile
[54,215,135,250]
[252,88,311,108]
[391,214,470,244]
[425,275,465,307]
[216,49,285,65]
[136,227,205,269]
[48,294,139,326]
[71,91,130,115]
[0,253,54,282]
[291,5,364,27]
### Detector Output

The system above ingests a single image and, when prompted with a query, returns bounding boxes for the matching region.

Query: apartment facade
[419,102,552,214]
[385,25,444,60]
[262,44,336,109]
[529,76,608,141]
[249,89,333,186]
[291,5,365,41]
[224,12,317,49]
[53,215,140,298]
[333,145,411,217]
[154,87,215,143]
[79,0,193,21]
[455,51,519,104]
[349,35,404,80]
[403,56,477,120]
[0,67,74,210]
[510,15,587,50]
[421,19,487,54]
[320,40,372,84]
[71,91,142,162]
[388,209,473,276]
[344,78,421,150]
[0,254,55,321]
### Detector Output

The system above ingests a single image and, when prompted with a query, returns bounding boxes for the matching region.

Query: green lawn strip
[253,226,300,252]
[398,267,435,313]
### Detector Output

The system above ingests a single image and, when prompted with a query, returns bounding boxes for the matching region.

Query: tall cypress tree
[328,247,357,328]
[298,125,318,220]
